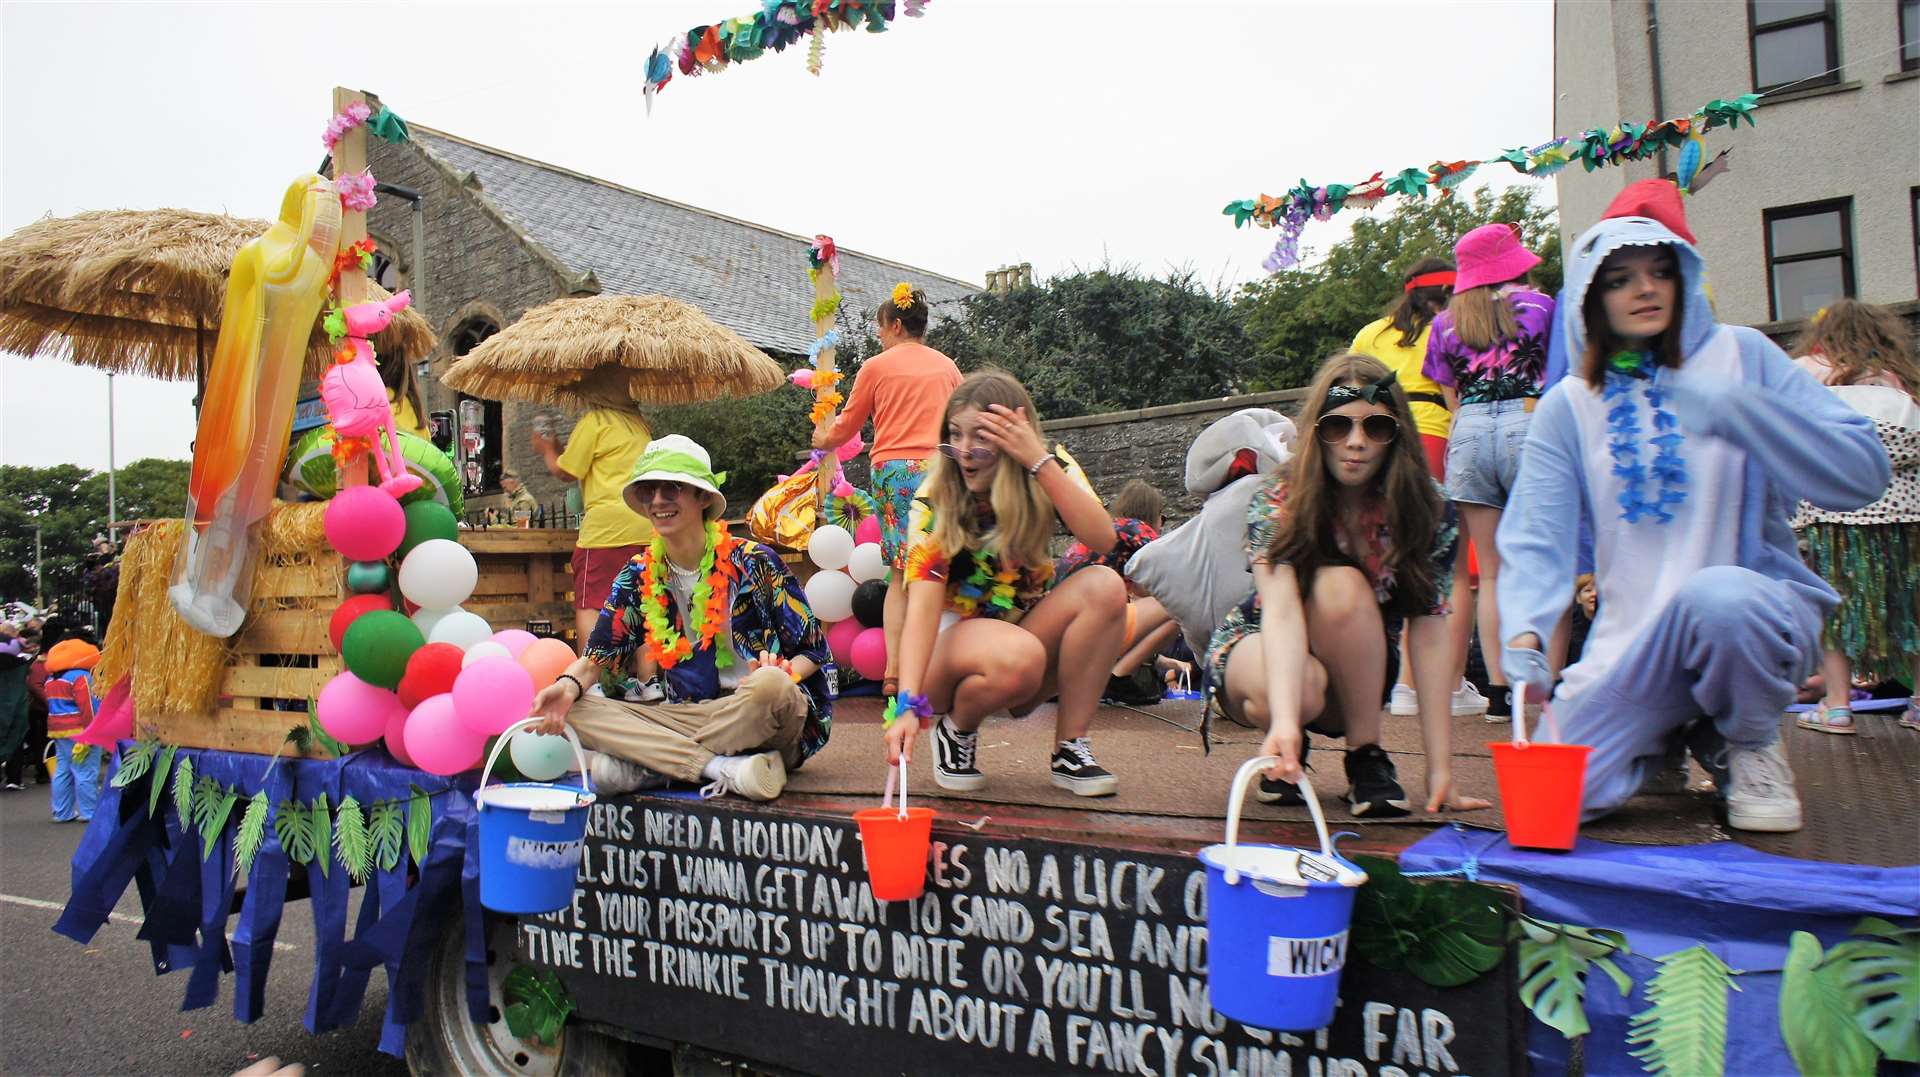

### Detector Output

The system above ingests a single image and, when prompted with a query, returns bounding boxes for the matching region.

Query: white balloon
[429,609,494,651]
[463,640,513,667]
[399,538,479,610]
[804,569,857,623]
[411,606,461,639]
[847,542,888,583]
[807,525,854,571]
[509,730,574,782]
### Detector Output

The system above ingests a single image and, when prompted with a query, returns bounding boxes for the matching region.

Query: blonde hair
[1447,283,1524,354]
[1797,299,1918,399]
[919,369,1056,570]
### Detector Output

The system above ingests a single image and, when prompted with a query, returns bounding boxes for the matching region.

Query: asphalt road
[0,780,409,1077]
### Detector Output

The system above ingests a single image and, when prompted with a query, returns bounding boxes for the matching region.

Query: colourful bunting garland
[640,0,932,111]
[1225,94,1761,271]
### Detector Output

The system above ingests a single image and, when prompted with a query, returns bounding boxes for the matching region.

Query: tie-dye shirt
[1421,289,1556,404]
[587,539,832,764]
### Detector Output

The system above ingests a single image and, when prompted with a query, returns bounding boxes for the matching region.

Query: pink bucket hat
[1452,223,1542,293]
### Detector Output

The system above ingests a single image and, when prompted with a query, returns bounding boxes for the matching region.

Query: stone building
[360,99,977,517]
[1553,0,1919,338]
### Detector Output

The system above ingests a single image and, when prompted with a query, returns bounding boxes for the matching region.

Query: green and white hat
[622,434,728,520]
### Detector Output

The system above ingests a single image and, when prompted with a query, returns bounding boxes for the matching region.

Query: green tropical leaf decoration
[190,775,221,832]
[307,701,348,758]
[310,793,331,878]
[1625,944,1740,1076]
[502,965,577,1046]
[369,800,405,872]
[233,792,269,879]
[1781,931,1880,1077]
[147,744,177,820]
[1515,915,1634,1039]
[1829,917,1920,1063]
[1351,856,1509,987]
[200,789,238,859]
[275,799,315,865]
[408,787,432,868]
[110,738,156,788]
[335,795,370,882]
[171,754,194,824]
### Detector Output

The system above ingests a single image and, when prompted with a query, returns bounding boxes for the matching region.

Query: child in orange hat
[43,639,100,823]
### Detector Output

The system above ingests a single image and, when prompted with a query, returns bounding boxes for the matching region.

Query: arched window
[366,232,406,292]
[449,319,503,496]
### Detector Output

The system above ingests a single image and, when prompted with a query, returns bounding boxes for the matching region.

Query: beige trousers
[565,665,808,783]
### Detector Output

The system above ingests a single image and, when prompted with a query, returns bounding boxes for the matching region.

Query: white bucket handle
[478,717,592,810]
[1223,755,1332,885]
[880,761,909,820]
[1511,681,1565,750]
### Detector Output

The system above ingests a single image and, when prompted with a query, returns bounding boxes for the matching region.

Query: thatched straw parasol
[442,294,785,410]
[0,208,434,381]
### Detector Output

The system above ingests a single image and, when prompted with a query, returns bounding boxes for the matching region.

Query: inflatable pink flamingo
[321,290,423,497]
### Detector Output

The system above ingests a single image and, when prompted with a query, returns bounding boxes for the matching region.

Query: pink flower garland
[336,171,378,212]
[322,102,373,152]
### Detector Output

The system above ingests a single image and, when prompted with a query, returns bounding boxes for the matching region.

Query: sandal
[1899,706,1920,732]
[1797,705,1857,735]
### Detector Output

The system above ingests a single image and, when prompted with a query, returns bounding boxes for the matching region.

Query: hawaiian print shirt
[1422,288,1556,404]
[1058,517,1160,580]
[587,539,832,764]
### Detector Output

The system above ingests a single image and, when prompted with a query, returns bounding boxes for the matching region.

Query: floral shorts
[872,458,927,570]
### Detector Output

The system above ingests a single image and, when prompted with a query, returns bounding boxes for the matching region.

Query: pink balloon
[825,618,864,665]
[75,676,133,750]
[324,485,406,562]
[404,693,485,775]
[489,629,538,659]
[317,671,408,745]
[853,514,883,548]
[850,627,888,682]
[452,657,536,736]
[384,703,416,767]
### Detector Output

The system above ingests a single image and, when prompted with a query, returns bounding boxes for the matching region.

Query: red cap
[1602,179,1696,245]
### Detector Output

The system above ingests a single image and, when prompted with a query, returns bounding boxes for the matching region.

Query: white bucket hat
[622,434,728,520]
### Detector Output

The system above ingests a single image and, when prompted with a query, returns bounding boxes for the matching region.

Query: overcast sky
[0,0,1554,471]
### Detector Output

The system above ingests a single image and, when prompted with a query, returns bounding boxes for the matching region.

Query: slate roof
[411,126,979,356]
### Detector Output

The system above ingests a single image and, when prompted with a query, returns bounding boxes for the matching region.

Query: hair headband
[1404,271,1456,293]
[1324,370,1399,409]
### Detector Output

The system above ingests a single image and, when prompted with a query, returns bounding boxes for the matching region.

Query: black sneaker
[1101,666,1164,707]
[1050,738,1119,797]
[933,716,987,792]
[1344,743,1411,818]
[1484,684,1513,724]
[1255,738,1311,806]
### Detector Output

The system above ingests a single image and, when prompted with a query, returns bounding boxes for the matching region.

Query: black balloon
[851,579,888,628]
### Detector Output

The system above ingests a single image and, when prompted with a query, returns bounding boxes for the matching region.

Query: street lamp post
[107,372,117,529]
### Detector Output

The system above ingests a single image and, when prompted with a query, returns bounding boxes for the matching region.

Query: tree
[0,457,189,607]
[1236,187,1562,390]
[651,386,815,515]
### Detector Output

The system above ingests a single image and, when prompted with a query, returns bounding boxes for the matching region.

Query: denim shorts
[1444,399,1532,508]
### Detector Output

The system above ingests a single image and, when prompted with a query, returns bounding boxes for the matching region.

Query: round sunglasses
[631,479,692,500]
[1314,413,1400,445]
[937,443,999,464]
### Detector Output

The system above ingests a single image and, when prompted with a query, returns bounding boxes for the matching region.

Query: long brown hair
[1109,480,1164,528]
[1267,353,1444,612]
[1580,245,1686,389]
[918,369,1056,569]
[1382,256,1456,348]
[1797,299,1918,398]
[1448,283,1524,353]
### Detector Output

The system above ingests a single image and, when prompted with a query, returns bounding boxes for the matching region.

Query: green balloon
[341,610,424,689]
[347,561,391,594]
[398,500,460,560]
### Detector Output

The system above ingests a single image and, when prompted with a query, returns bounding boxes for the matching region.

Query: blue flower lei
[1603,350,1687,524]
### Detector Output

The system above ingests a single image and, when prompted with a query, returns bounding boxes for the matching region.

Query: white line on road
[1,892,297,951]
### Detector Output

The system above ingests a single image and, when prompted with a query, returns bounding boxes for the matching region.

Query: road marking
[1,893,297,951]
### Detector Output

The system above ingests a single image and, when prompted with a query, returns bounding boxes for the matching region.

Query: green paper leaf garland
[200,789,238,860]
[1514,915,1633,1040]
[1781,931,1881,1077]
[408,786,432,868]
[1625,944,1739,1076]
[370,800,405,872]
[234,792,269,879]
[1350,856,1508,988]
[172,754,194,824]
[310,793,332,879]
[148,743,177,820]
[111,738,156,789]
[1828,917,1920,1063]
[276,799,315,866]
[335,795,371,882]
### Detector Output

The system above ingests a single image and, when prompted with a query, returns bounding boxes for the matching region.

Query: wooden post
[810,251,840,506]
[331,87,371,487]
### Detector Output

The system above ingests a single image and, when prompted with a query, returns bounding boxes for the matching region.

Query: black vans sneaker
[932,716,987,792]
[1050,738,1119,797]
[1344,743,1411,818]
[1255,737,1311,806]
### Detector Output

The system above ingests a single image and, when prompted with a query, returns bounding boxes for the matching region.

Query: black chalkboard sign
[514,798,1525,1077]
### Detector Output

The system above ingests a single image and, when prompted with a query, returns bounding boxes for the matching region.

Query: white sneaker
[699,751,787,802]
[1724,740,1803,832]
[1388,684,1418,717]
[1451,680,1490,717]
[587,752,671,796]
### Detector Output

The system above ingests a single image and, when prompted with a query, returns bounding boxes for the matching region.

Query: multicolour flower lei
[881,693,932,729]
[639,520,737,669]
[1603,351,1687,525]
[327,238,379,289]
[948,551,1022,617]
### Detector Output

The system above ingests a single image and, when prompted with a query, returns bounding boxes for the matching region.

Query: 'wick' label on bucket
[506,836,585,870]
[1268,931,1349,978]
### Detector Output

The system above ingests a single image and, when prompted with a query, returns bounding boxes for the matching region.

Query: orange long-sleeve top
[821,341,964,465]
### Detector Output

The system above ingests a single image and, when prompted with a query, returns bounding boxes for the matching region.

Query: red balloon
[397,642,466,709]
[329,594,393,653]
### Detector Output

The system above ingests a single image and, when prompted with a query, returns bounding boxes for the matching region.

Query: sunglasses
[632,480,691,501]
[937,443,999,464]
[1314,414,1400,445]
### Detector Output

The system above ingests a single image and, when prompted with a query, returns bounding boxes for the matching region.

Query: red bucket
[855,764,934,901]
[1491,742,1591,850]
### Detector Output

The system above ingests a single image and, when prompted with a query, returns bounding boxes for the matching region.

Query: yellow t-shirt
[386,387,431,441]
[557,408,654,548]
[1351,316,1451,440]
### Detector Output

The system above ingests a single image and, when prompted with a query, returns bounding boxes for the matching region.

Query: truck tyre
[406,914,623,1077]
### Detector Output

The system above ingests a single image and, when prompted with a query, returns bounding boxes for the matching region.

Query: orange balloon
[519,637,578,691]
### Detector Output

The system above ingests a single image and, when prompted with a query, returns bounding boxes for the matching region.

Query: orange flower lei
[639,520,738,669]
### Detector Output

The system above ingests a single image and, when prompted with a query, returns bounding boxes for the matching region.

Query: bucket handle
[1511,681,1565,750]
[1222,755,1332,885]
[477,717,592,810]
[880,761,910,821]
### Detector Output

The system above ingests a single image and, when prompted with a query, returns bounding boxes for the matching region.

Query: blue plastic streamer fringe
[54,746,479,1058]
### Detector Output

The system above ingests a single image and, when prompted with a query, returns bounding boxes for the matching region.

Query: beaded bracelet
[881,692,933,729]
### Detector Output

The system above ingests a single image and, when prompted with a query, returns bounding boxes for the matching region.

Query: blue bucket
[475,718,596,915]
[1198,756,1367,1032]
